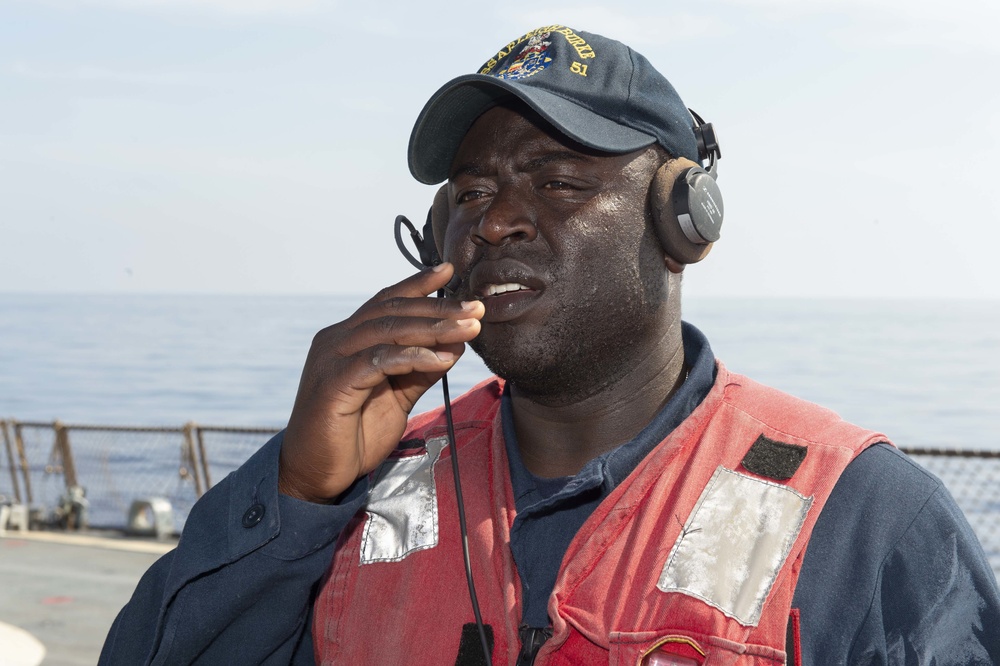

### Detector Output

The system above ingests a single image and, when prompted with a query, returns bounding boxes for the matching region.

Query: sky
[1,0,998,299]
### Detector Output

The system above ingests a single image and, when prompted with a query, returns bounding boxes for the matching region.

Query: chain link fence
[2,419,998,580]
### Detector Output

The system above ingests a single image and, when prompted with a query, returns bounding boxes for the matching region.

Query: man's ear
[665,255,686,274]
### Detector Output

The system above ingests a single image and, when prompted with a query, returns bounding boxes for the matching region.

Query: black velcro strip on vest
[455,623,494,666]
[398,437,426,451]
[742,434,808,481]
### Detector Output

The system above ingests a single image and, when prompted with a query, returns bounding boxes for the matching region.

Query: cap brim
[408,74,657,184]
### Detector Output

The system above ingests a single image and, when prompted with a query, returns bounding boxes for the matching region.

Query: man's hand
[279,263,484,503]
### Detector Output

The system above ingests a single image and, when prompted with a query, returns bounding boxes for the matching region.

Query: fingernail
[460,300,478,311]
[455,318,476,328]
[436,351,455,361]
[431,262,448,272]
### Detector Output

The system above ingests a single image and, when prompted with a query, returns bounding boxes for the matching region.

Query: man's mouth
[482,282,532,298]
[467,262,545,323]
[475,281,540,323]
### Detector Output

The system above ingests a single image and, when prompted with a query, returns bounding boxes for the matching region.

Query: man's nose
[471,186,537,247]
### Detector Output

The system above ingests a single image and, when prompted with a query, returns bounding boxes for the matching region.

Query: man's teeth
[486,283,529,296]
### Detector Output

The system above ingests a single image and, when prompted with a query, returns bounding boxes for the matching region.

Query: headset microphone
[394,205,461,294]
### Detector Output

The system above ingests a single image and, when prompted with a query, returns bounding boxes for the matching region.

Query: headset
[651,109,724,264]
[392,110,723,664]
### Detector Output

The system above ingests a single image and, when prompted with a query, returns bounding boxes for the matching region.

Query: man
[101,26,1000,665]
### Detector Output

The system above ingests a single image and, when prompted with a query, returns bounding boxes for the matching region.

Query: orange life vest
[313,362,887,664]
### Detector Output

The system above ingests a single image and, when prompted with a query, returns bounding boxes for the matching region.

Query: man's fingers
[390,342,467,407]
[329,343,463,414]
[369,292,479,320]
[351,289,482,332]
[338,315,481,358]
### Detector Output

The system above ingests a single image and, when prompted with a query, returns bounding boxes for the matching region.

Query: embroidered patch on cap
[360,436,447,564]
[741,434,808,481]
[495,32,553,80]
[657,466,813,626]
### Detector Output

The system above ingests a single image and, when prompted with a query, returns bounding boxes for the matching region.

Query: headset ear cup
[650,157,717,265]
[430,185,449,259]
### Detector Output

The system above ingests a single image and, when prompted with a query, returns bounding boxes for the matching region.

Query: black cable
[441,359,492,664]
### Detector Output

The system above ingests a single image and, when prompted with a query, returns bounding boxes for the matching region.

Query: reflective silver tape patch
[657,466,813,626]
[360,436,448,564]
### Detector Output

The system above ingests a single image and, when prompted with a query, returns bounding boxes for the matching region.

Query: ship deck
[0,530,175,666]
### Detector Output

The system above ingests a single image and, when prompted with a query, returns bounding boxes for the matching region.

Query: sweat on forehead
[408,25,699,185]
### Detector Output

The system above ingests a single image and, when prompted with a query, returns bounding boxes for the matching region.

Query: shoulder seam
[721,399,858,454]
[845,482,947,660]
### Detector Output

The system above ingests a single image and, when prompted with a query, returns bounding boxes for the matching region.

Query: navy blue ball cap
[408,25,700,185]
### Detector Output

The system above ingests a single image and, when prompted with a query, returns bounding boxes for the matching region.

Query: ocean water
[1,294,998,451]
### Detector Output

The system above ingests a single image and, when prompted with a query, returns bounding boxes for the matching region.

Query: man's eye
[456,190,486,204]
[543,180,572,190]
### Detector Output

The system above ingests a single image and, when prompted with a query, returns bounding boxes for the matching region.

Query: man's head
[406,27,712,401]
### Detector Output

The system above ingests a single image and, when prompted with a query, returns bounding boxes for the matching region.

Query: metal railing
[1,418,998,580]
[0,419,279,532]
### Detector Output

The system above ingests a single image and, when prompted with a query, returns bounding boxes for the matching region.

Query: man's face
[444,103,673,403]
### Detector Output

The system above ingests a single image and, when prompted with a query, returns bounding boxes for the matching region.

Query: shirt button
[242,503,265,528]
